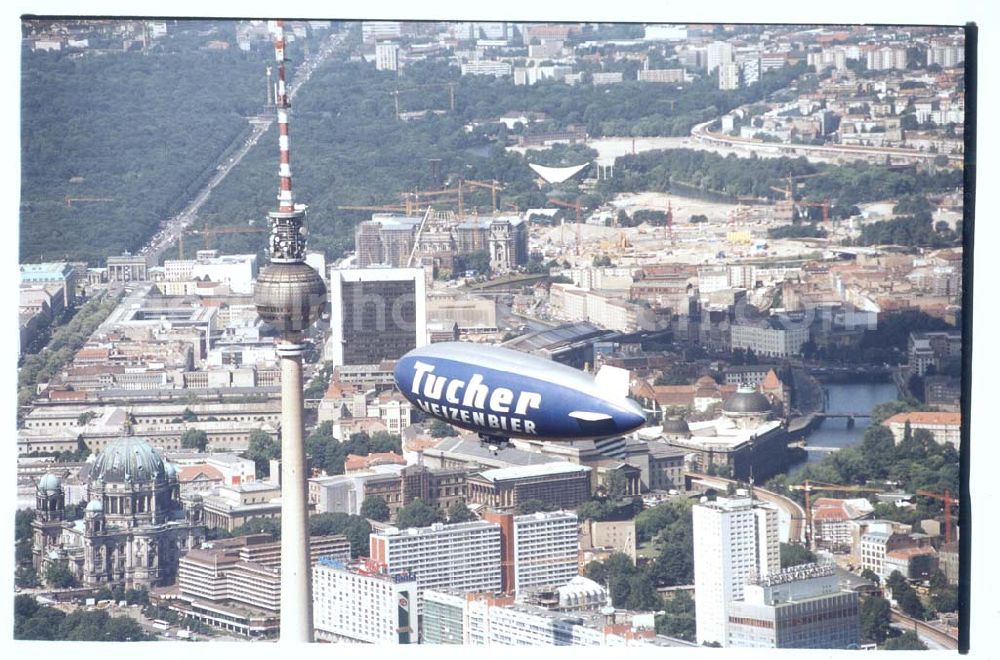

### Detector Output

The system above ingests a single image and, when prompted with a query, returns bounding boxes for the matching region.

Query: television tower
[253,19,326,642]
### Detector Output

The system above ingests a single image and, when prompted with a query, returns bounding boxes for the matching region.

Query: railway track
[890,610,958,650]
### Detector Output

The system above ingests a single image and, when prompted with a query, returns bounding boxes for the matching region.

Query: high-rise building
[707,41,733,74]
[313,558,418,643]
[369,520,503,613]
[482,510,580,595]
[326,267,427,366]
[718,62,740,90]
[376,42,400,72]
[361,21,402,43]
[726,563,860,648]
[693,493,780,646]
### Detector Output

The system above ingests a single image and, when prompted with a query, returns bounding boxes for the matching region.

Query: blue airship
[394,342,647,443]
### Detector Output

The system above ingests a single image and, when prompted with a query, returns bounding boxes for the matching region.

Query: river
[791,381,899,472]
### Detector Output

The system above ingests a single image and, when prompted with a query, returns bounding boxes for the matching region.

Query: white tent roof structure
[528,162,590,184]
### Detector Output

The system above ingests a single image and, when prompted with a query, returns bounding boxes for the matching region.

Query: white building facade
[312,558,418,643]
[693,494,780,646]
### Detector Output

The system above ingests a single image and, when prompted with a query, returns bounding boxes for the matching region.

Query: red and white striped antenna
[270,20,295,214]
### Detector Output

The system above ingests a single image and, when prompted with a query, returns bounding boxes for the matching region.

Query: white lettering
[460,410,471,424]
[489,387,514,413]
[463,373,489,409]
[411,361,435,395]
[514,391,542,416]
[510,418,522,433]
[524,419,537,434]
[423,374,446,400]
[430,402,442,416]
[498,416,508,430]
[487,414,500,429]
[445,379,465,404]
[472,412,485,426]
[417,399,432,414]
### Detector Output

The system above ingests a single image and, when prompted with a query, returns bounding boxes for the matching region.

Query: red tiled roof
[177,464,224,483]
[344,452,405,472]
[883,412,961,426]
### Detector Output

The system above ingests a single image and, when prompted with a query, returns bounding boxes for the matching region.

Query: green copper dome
[90,436,167,484]
[37,473,63,492]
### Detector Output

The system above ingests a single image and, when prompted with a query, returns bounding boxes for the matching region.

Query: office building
[727,563,860,648]
[693,493,780,646]
[376,42,399,72]
[327,267,427,366]
[313,558,418,643]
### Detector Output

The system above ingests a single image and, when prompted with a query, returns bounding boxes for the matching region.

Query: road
[690,118,964,167]
[141,29,346,266]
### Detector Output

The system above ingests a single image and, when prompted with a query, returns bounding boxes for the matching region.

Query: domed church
[32,432,205,589]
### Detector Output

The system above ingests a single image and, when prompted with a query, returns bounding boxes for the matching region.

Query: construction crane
[337,203,408,214]
[915,489,959,544]
[66,197,114,208]
[549,197,583,255]
[405,206,435,268]
[180,225,267,259]
[788,480,887,551]
[390,82,456,120]
[461,179,507,213]
[770,172,826,202]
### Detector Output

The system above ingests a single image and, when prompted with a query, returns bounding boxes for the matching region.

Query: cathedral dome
[722,385,772,415]
[85,499,104,513]
[661,417,691,436]
[37,473,63,493]
[89,436,168,485]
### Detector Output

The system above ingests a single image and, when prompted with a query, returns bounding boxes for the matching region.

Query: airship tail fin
[594,364,630,399]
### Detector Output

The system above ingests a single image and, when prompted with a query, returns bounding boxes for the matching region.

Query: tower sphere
[254,261,327,334]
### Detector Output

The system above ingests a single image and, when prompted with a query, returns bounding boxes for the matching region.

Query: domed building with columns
[32,434,205,589]
[660,384,791,482]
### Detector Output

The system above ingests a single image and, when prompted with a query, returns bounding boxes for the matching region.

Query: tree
[930,585,958,614]
[324,440,345,476]
[515,499,553,515]
[604,470,628,499]
[77,411,96,426]
[861,568,881,586]
[243,430,280,477]
[395,498,440,529]
[360,495,390,522]
[44,562,76,589]
[231,517,281,539]
[427,419,455,438]
[896,585,927,620]
[860,595,892,643]
[447,500,476,523]
[180,429,208,451]
[780,543,816,568]
[655,590,696,642]
[883,630,928,650]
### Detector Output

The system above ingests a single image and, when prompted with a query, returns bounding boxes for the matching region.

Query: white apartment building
[461,60,513,77]
[513,511,580,594]
[361,21,402,43]
[313,558,418,643]
[693,493,780,646]
[866,46,907,71]
[718,62,740,90]
[370,521,503,613]
[730,318,809,358]
[707,41,733,73]
[422,589,676,646]
[376,42,400,72]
